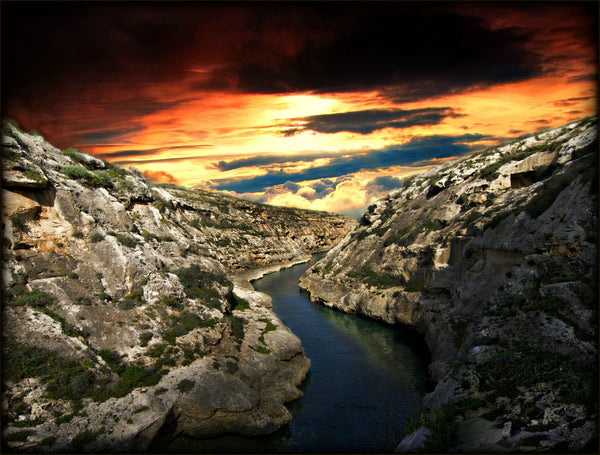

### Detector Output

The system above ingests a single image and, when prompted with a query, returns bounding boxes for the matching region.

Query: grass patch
[177,379,195,393]
[231,295,251,311]
[70,431,97,451]
[4,430,31,442]
[139,332,153,347]
[258,318,277,344]
[423,218,445,231]
[463,211,483,227]
[173,265,231,307]
[476,349,595,405]
[61,165,90,180]
[11,217,25,232]
[107,231,139,248]
[89,232,105,243]
[112,365,161,398]
[384,226,419,247]
[13,289,56,307]
[405,279,423,292]
[231,316,245,342]
[39,307,87,338]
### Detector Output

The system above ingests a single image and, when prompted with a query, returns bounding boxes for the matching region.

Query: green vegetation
[13,289,56,307]
[384,225,419,248]
[423,218,444,231]
[161,325,187,345]
[89,232,105,243]
[177,379,195,393]
[476,349,595,406]
[71,430,99,451]
[423,404,459,451]
[74,296,92,306]
[405,279,423,292]
[111,365,161,398]
[11,216,25,232]
[359,262,405,288]
[141,229,158,241]
[322,263,336,275]
[61,165,90,180]
[152,197,173,213]
[3,341,107,405]
[55,413,74,425]
[479,145,547,181]
[231,295,251,311]
[173,265,231,307]
[39,307,88,338]
[463,211,483,227]
[4,430,31,442]
[160,310,216,345]
[62,148,93,168]
[146,343,167,358]
[40,436,57,446]
[258,318,277,345]
[107,231,139,248]
[231,316,245,345]
[118,287,145,310]
[159,295,183,310]
[139,332,153,347]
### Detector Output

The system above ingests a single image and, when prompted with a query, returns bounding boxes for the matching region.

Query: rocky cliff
[1,119,356,452]
[300,117,598,452]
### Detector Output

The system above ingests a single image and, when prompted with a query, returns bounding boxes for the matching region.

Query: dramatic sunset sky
[2,2,597,217]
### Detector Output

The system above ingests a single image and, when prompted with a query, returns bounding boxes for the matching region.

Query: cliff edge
[1,119,356,452]
[300,116,598,452]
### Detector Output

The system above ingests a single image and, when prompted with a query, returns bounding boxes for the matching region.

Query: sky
[2,2,597,218]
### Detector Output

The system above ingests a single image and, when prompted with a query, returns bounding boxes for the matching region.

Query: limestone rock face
[300,116,598,452]
[0,120,355,452]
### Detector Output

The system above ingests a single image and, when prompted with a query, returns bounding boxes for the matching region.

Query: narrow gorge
[1,119,356,451]
[300,116,598,451]
[1,116,597,453]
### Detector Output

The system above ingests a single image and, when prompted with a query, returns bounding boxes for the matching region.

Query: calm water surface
[158,254,429,452]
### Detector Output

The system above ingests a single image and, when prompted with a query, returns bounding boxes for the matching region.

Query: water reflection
[152,254,429,453]
[252,254,428,452]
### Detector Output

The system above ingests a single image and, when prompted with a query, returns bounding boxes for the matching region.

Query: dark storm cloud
[80,126,146,143]
[551,96,594,107]
[282,181,301,192]
[3,2,547,109]
[568,73,597,83]
[365,176,404,194]
[206,3,546,100]
[214,150,344,172]
[95,144,213,160]
[282,107,462,135]
[211,134,489,193]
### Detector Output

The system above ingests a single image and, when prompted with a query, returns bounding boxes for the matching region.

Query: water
[156,254,429,452]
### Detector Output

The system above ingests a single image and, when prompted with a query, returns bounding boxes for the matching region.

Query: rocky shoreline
[1,119,356,452]
[300,117,598,452]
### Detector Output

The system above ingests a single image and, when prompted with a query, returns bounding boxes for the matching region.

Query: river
[159,253,429,452]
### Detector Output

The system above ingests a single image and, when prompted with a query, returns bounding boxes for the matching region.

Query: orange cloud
[142,170,180,184]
